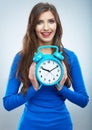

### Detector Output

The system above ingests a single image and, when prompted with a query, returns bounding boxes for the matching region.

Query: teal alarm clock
[33,45,64,89]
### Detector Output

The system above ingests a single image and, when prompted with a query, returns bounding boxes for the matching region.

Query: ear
[53,52,64,60]
[33,52,43,62]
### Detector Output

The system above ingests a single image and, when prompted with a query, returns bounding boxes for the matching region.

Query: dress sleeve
[58,52,89,108]
[3,53,37,111]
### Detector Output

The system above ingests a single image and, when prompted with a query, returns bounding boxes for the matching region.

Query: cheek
[51,24,57,32]
[35,28,40,38]
[35,25,42,33]
[35,27,39,34]
[54,25,57,31]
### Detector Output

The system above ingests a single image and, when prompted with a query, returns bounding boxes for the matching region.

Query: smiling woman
[3,2,89,130]
[35,11,57,45]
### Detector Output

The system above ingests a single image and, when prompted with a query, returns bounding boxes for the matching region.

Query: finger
[29,62,36,80]
[62,62,67,78]
[60,76,66,85]
[59,62,68,85]
[62,62,67,73]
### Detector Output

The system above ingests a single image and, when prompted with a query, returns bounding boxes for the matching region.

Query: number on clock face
[37,60,62,85]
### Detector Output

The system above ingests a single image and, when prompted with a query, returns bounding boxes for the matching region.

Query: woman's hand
[56,62,68,91]
[28,62,39,91]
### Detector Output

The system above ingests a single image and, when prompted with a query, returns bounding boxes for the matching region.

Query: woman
[3,2,89,130]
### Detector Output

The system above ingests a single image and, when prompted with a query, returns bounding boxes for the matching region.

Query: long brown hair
[16,2,71,94]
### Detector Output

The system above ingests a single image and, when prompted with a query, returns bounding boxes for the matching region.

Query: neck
[40,48,52,54]
[38,40,53,46]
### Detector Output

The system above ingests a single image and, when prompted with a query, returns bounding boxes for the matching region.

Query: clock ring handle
[38,45,59,53]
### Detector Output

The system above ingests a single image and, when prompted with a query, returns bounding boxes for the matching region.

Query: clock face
[37,60,63,85]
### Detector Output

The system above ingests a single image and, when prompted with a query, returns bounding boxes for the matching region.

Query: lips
[41,32,51,38]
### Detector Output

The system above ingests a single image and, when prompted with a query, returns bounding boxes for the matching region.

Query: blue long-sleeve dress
[3,48,89,130]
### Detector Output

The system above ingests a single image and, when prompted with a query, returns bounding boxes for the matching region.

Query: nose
[43,22,49,31]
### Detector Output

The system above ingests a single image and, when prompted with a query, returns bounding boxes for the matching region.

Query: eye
[37,20,43,25]
[48,19,56,24]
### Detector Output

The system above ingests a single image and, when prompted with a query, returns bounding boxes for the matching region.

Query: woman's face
[35,11,57,45]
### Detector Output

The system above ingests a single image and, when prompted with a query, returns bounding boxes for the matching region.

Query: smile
[41,32,51,38]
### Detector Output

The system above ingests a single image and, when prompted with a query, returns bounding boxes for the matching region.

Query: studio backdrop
[0,0,91,130]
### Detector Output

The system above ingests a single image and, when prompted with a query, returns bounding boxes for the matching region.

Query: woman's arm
[57,51,89,108]
[3,53,37,111]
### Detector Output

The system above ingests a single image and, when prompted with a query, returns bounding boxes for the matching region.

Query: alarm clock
[33,45,64,89]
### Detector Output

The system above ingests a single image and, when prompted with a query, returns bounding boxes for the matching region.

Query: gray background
[0,0,92,130]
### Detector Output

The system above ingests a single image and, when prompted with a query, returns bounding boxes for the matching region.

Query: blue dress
[3,48,89,130]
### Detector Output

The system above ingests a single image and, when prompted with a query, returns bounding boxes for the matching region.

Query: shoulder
[8,52,22,79]
[11,52,22,68]
[12,52,22,63]
[63,48,78,65]
[63,48,75,56]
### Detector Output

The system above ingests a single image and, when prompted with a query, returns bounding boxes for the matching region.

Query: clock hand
[41,67,55,77]
[50,65,58,72]
[41,67,50,72]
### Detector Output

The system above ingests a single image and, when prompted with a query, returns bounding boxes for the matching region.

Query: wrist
[56,85,63,91]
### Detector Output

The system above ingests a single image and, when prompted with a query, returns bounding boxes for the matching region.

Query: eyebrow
[48,18,56,20]
[38,17,55,21]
